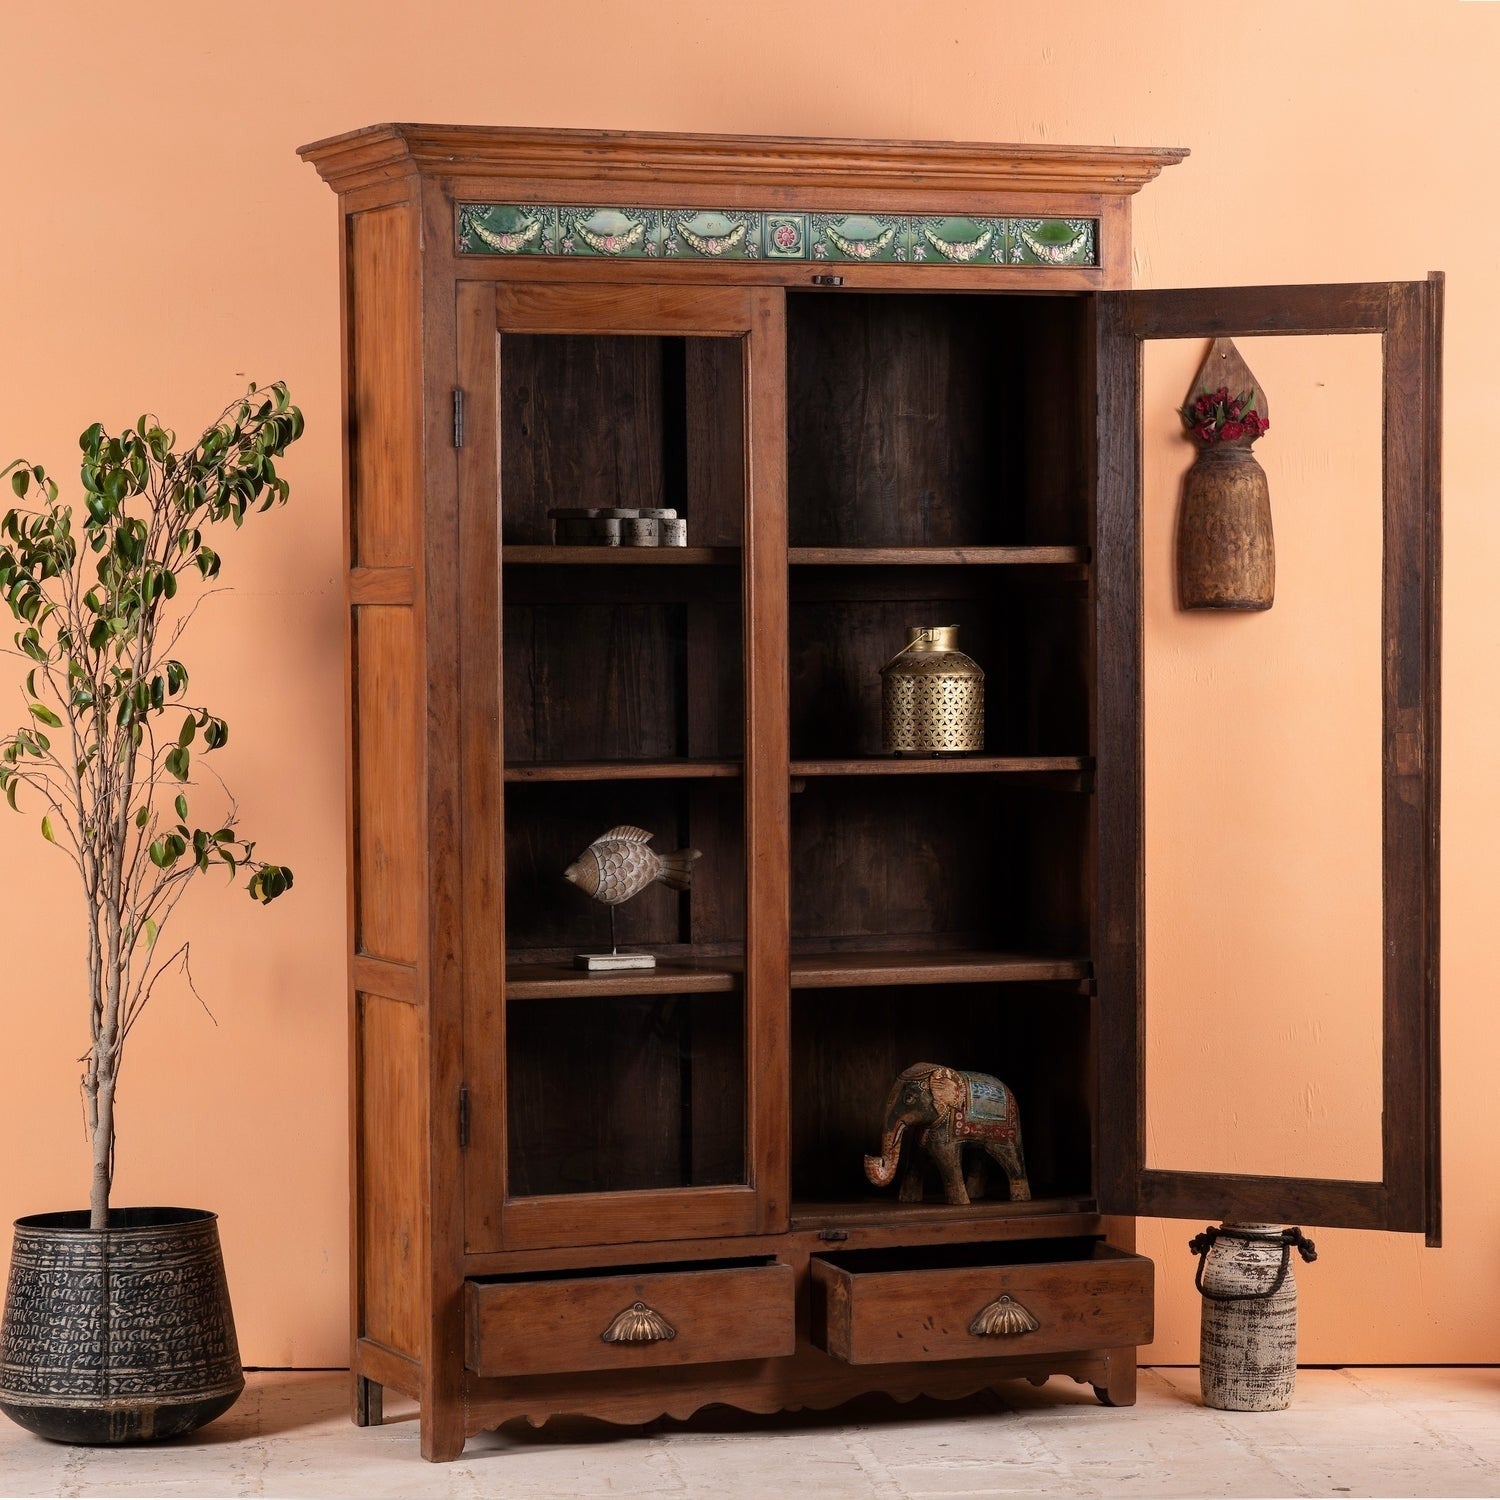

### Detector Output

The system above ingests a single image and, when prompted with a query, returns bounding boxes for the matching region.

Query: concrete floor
[0,1368,1496,1498]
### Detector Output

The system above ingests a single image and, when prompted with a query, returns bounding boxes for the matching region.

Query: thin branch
[118,939,215,1048]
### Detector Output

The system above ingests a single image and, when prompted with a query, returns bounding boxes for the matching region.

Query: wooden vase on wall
[1177,442,1275,610]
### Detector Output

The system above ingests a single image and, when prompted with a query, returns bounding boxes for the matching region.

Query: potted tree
[0,386,301,1444]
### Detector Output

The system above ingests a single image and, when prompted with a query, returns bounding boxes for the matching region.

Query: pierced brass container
[880,625,985,754]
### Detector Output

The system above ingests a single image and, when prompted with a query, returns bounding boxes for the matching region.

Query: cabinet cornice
[298,122,1187,199]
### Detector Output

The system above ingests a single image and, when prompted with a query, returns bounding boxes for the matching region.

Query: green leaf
[178,714,195,748]
[175,793,188,820]
[10,471,27,499]
[149,838,169,867]
[40,814,53,842]
[249,863,294,904]
[28,703,61,728]
[143,917,158,948]
[135,805,150,828]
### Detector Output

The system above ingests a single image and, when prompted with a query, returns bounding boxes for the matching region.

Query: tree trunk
[89,1071,116,1230]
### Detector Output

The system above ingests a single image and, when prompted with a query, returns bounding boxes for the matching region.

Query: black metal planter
[0,1207,243,1444]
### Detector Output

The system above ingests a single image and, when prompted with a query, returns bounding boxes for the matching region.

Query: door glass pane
[508,992,745,1195]
[499,331,748,1197]
[782,291,1096,1219]
[1142,333,1383,1181]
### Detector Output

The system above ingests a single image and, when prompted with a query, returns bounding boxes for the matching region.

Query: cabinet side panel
[349,207,421,567]
[354,606,422,963]
[357,991,426,1359]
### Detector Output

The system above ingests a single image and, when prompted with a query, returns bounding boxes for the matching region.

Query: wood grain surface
[466,1261,795,1378]
[811,1242,1152,1364]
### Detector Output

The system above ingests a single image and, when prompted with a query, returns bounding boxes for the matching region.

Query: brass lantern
[880,625,985,754]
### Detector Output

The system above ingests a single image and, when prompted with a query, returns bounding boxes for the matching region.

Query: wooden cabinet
[301,124,1442,1461]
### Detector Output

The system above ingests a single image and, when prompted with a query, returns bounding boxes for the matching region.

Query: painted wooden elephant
[863,1062,1031,1206]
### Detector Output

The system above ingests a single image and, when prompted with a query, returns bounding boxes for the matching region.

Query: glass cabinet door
[455,282,788,1252]
[1094,277,1442,1242]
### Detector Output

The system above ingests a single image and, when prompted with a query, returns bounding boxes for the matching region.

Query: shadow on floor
[159,1370,362,1447]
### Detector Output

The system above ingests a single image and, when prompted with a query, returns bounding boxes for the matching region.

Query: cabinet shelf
[503,545,739,566]
[506,959,743,999]
[791,755,1091,778]
[504,759,742,783]
[791,950,1091,990]
[790,545,1088,569]
[506,949,1089,1000]
[791,1196,1097,1229]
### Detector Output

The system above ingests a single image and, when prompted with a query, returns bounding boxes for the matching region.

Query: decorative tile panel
[910,216,1008,265]
[458,203,1099,269]
[810,213,904,264]
[1009,218,1096,267]
[664,210,762,260]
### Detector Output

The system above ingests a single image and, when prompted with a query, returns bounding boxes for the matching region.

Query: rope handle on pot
[1189,1226,1318,1303]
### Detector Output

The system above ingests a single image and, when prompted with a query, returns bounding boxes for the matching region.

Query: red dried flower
[1180,386,1267,445]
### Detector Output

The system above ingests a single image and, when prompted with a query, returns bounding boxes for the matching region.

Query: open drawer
[466,1257,796,1377]
[810,1238,1153,1365]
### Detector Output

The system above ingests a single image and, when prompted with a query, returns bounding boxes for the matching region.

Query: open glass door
[1094,277,1442,1242]
[456,281,789,1252]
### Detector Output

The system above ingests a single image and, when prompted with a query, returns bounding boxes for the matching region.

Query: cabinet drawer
[466,1258,795,1377]
[811,1239,1152,1365]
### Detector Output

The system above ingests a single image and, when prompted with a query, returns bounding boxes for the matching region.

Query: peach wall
[1,0,1494,1367]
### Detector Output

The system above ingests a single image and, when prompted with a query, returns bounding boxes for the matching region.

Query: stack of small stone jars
[548,507,687,548]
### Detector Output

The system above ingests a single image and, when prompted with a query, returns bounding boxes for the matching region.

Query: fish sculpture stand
[562,825,702,972]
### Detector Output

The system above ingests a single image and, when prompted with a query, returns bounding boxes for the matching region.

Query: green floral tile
[908,216,1009,265]
[764,214,809,259]
[809,213,904,263]
[456,203,1098,269]
[662,210,762,260]
[557,207,657,258]
[458,204,555,255]
[1010,218,1096,267]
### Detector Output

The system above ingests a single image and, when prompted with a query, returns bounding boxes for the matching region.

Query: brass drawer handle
[969,1294,1039,1337]
[601,1301,677,1344]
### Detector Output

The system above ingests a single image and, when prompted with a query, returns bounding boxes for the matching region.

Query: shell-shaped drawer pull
[969,1293,1040,1338]
[601,1300,677,1344]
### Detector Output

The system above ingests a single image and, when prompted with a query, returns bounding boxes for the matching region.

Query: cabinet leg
[1092,1348,1138,1408]
[353,1374,383,1427]
[419,1401,467,1463]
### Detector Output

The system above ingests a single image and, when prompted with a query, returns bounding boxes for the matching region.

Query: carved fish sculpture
[562,826,700,906]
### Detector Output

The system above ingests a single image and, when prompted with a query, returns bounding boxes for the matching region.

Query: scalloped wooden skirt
[0,1208,243,1444]
[1177,445,1275,610]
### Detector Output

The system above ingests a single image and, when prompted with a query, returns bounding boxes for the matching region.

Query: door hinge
[458,1083,471,1149]
[452,388,464,449]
